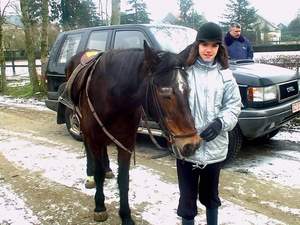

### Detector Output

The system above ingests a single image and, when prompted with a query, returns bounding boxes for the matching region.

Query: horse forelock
[154,51,187,85]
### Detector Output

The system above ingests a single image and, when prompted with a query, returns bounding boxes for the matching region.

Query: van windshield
[149,26,197,53]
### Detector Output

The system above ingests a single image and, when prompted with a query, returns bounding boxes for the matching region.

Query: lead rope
[85,62,136,165]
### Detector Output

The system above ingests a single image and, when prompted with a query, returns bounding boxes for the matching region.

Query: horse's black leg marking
[94,156,106,212]
[118,148,135,225]
[86,146,112,175]
[86,145,113,185]
[103,146,113,173]
[85,145,94,176]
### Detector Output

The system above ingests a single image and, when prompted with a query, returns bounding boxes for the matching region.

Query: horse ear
[143,40,160,69]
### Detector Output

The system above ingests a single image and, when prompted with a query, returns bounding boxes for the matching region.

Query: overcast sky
[119,0,300,25]
[1,0,300,25]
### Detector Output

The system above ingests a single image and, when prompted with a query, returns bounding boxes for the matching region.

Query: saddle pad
[60,52,103,109]
[80,51,101,65]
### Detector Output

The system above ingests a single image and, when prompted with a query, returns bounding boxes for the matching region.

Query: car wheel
[65,108,83,141]
[266,127,281,139]
[223,125,243,165]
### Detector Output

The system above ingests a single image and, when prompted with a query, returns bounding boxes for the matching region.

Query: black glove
[200,118,222,142]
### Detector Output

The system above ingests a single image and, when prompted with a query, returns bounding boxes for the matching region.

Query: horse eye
[159,87,173,99]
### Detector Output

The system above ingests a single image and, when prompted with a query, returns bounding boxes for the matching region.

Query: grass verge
[2,83,46,100]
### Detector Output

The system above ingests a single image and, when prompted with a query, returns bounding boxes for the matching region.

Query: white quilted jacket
[184,59,242,167]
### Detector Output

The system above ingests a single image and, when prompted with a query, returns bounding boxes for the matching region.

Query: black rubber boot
[182,217,194,225]
[206,207,218,225]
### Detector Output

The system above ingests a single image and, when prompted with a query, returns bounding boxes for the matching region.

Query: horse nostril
[183,144,196,157]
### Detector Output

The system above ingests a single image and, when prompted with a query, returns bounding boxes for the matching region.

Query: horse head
[141,41,200,158]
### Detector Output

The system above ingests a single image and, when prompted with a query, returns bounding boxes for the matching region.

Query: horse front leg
[85,145,96,189]
[117,148,135,225]
[91,146,108,222]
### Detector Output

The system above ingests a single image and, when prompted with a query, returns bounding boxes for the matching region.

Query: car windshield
[149,26,197,53]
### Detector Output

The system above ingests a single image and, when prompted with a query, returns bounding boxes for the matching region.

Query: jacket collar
[194,57,219,70]
[224,32,245,46]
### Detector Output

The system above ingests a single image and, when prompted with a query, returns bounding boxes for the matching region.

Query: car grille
[278,80,299,102]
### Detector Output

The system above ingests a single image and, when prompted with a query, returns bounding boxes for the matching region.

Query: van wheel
[223,125,243,165]
[266,127,281,139]
[65,108,83,141]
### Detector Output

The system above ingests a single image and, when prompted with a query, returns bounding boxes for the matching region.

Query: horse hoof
[85,176,96,189]
[105,171,115,179]
[94,210,108,222]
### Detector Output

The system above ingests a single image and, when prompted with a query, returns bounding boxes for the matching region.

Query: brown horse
[63,41,200,225]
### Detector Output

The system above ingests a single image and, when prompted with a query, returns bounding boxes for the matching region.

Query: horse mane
[99,48,144,80]
[98,48,186,81]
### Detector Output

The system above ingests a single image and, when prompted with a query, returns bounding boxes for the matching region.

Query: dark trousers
[176,159,222,220]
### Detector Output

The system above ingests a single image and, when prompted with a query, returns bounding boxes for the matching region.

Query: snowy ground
[0,96,300,224]
[1,56,300,224]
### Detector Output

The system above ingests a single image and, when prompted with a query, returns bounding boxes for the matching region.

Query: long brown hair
[185,41,229,69]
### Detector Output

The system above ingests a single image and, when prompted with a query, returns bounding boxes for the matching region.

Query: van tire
[65,108,83,142]
[223,125,243,165]
[266,127,281,139]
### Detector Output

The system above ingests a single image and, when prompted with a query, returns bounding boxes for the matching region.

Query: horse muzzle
[170,136,200,158]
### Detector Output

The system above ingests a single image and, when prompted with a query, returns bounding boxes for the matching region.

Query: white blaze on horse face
[176,70,188,94]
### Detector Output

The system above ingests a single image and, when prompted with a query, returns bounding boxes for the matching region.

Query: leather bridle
[144,67,197,145]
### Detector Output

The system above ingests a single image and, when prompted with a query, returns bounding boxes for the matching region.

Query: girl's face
[198,42,219,62]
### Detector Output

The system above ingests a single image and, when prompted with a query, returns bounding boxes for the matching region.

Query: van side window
[86,31,109,51]
[58,33,83,64]
[114,31,147,49]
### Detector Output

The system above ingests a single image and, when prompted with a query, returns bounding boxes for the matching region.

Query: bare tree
[20,0,39,95]
[40,0,48,92]
[111,0,120,25]
[0,0,11,94]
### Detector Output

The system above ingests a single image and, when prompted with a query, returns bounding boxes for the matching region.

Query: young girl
[177,22,242,225]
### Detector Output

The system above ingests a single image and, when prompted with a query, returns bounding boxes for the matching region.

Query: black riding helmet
[196,22,223,44]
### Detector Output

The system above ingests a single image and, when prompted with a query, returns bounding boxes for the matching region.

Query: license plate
[292,101,300,113]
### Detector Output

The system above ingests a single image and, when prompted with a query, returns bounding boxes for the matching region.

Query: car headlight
[247,85,277,102]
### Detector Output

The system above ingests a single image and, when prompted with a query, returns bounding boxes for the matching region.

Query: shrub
[255,55,300,72]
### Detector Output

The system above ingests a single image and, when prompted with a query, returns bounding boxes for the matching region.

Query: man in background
[223,22,254,60]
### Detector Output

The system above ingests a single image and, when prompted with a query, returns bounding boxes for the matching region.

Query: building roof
[5,13,23,28]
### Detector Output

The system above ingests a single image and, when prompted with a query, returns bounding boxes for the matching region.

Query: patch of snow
[0,184,41,225]
[0,97,299,224]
